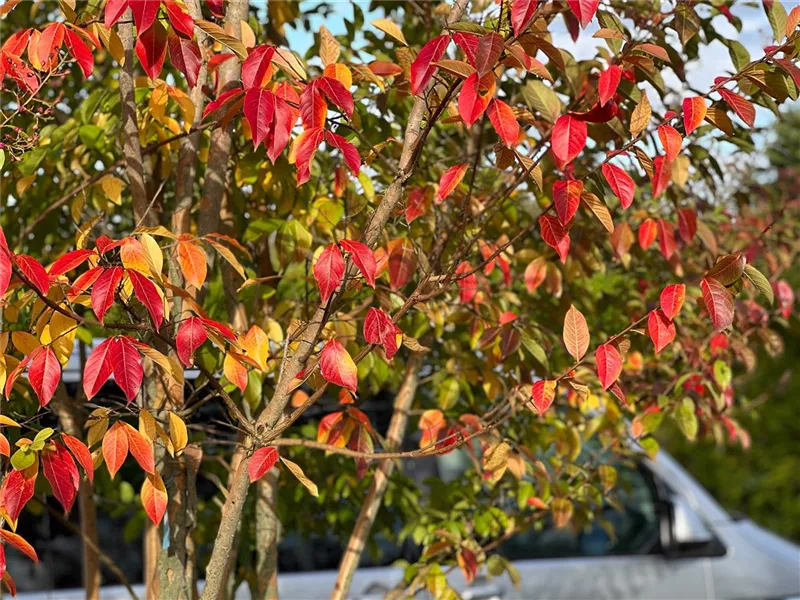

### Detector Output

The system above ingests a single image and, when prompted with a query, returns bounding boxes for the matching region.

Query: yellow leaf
[100,176,124,205]
[319,25,340,67]
[240,20,256,49]
[372,18,408,46]
[205,238,246,280]
[482,441,510,484]
[16,175,35,196]
[138,233,164,277]
[194,19,248,58]
[630,92,651,138]
[168,411,188,454]
[241,325,269,371]
[280,457,318,497]
[323,63,352,89]
[12,331,41,355]
[0,415,21,428]
[273,48,306,80]
[120,238,151,273]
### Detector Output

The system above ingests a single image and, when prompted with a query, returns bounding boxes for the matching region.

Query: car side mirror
[665,495,715,556]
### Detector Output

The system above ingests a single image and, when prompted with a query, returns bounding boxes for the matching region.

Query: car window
[499,465,662,560]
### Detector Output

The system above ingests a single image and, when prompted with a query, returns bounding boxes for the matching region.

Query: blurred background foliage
[662,108,800,543]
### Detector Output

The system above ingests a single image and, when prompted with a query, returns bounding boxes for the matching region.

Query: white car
[16,448,800,600]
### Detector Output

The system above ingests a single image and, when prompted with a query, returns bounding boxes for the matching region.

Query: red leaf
[648,309,676,354]
[452,32,479,66]
[458,72,491,127]
[0,248,11,300]
[164,0,194,38]
[14,255,49,296]
[110,336,143,404]
[64,29,93,78]
[203,88,244,120]
[437,163,468,203]
[141,472,167,524]
[0,470,35,528]
[37,23,65,68]
[61,434,94,483]
[638,218,657,250]
[487,98,519,148]
[324,131,361,176]
[570,100,618,123]
[651,155,672,199]
[553,179,583,225]
[474,33,503,76]
[677,208,697,242]
[660,283,686,320]
[83,338,116,399]
[719,89,755,127]
[387,238,416,289]
[405,188,428,223]
[244,87,276,150]
[90,266,123,323]
[601,163,635,209]
[102,422,129,479]
[682,97,707,135]
[567,0,599,28]
[551,114,587,166]
[27,346,60,407]
[524,257,546,293]
[657,124,682,161]
[701,277,735,331]
[598,65,621,106]
[293,127,325,185]
[130,0,161,31]
[128,270,164,332]
[595,343,622,390]
[320,339,358,392]
[363,307,400,360]
[199,317,237,342]
[657,218,676,260]
[168,34,201,88]
[510,0,538,37]
[563,304,589,361]
[456,262,477,303]
[48,249,95,278]
[268,95,293,163]
[177,317,207,366]
[410,35,449,95]
[339,240,375,287]
[317,77,354,119]
[242,45,275,90]
[531,380,556,414]
[105,0,129,28]
[539,215,570,263]
[314,244,345,303]
[135,20,168,80]
[248,447,279,482]
[300,85,327,129]
[124,423,155,474]
[42,443,79,513]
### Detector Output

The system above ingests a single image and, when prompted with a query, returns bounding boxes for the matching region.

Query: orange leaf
[563,305,589,361]
[176,237,207,289]
[531,380,556,414]
[102,421,129,479]
[124,423,155,474]
[437,163,468,203]
[141,472,168,524]
[682,96,706,135]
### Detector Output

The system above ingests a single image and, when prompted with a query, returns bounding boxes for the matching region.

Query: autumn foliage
[0,0,799,598]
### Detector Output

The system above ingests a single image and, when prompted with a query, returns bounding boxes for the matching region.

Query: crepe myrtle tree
[0,0,798,598]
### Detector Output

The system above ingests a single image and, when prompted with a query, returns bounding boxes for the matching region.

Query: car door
[490,464,710,600]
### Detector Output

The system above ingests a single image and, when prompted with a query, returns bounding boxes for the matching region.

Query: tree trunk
[199,4,469,597]
[330,355,421,600]
[50,384,101,600]
[252,470,280,600]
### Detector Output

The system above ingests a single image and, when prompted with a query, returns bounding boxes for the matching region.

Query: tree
[0,1,798,599]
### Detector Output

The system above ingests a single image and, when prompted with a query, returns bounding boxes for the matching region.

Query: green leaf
[676,398,698,441]
[79,124,104,149]
[765,0,788,43]
[743,264,774,305]
[522,80,562,123]
[11,447,35,471]
[438,377,460,410]
[31,427,55,451]
[727,40,751,72]
[713,360,732,390]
